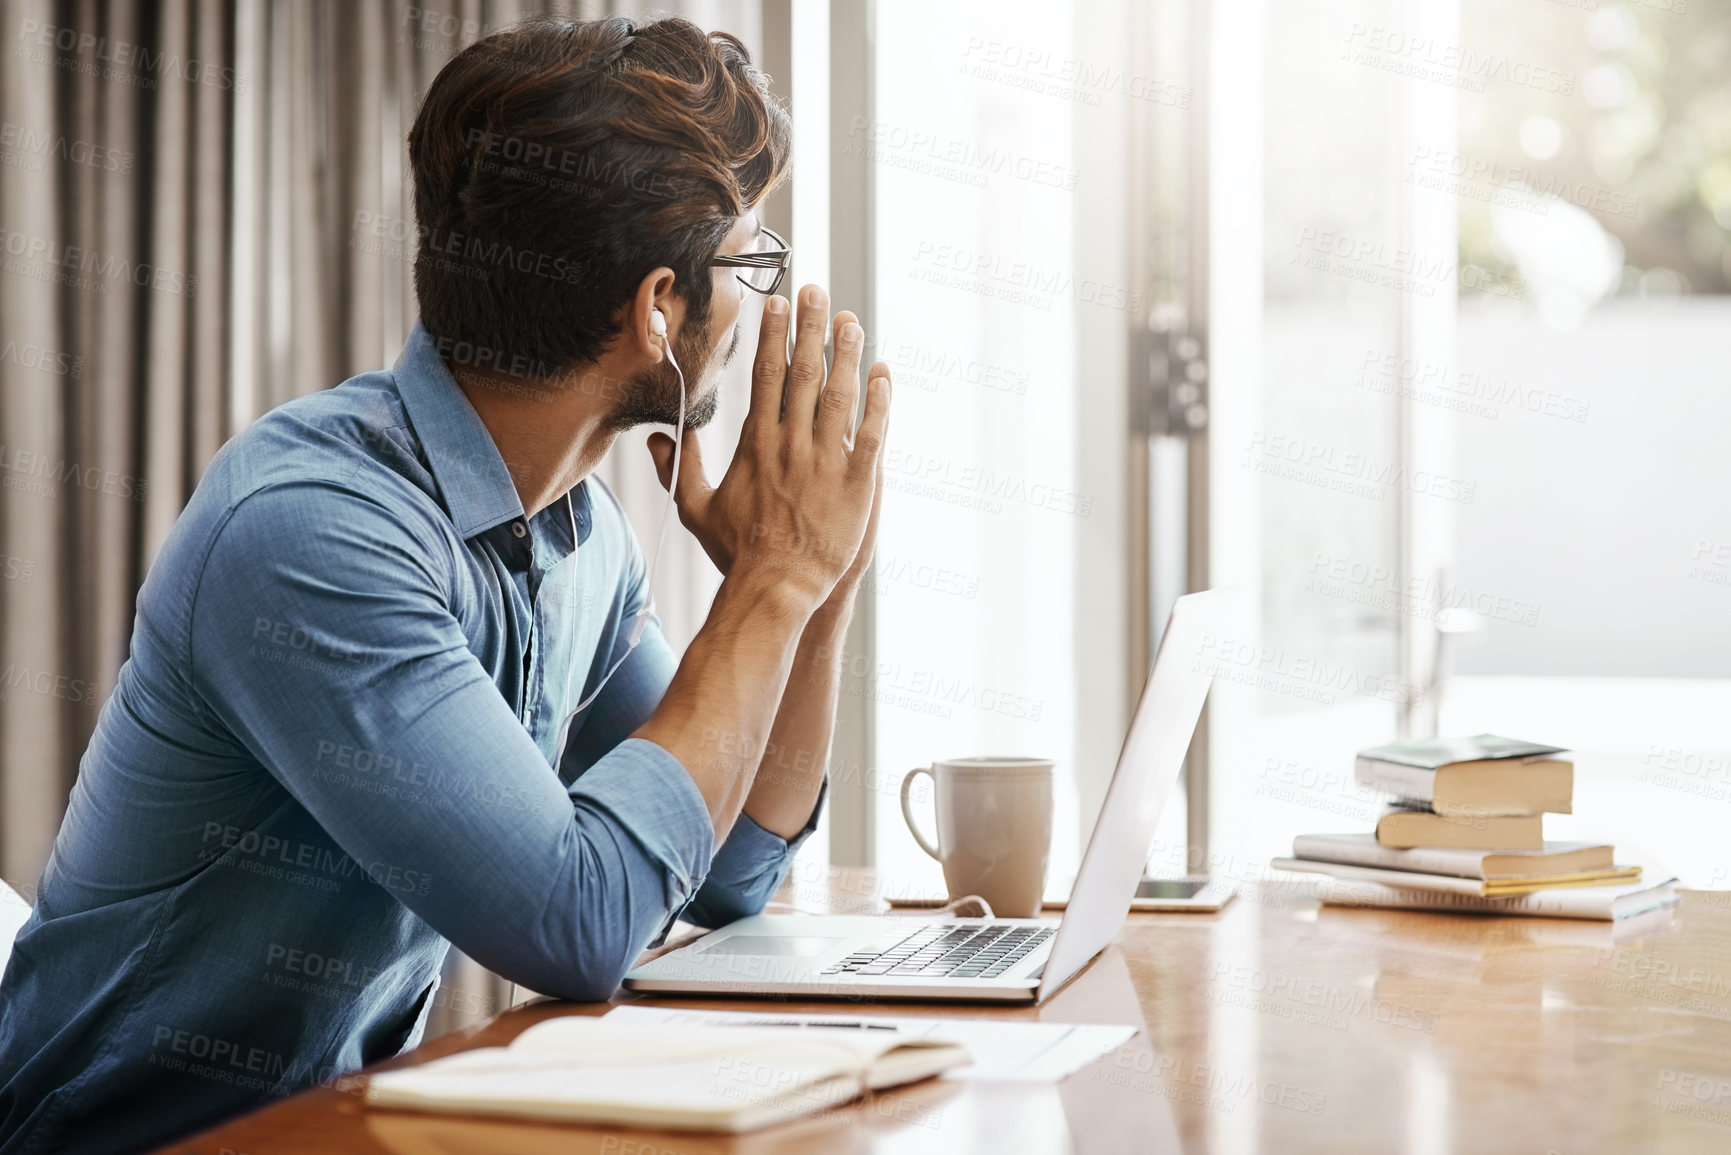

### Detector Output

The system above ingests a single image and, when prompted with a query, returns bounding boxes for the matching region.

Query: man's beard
[607,315,741,433]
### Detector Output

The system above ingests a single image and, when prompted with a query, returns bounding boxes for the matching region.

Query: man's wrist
[719,562,823,628]
[807,586,857,637]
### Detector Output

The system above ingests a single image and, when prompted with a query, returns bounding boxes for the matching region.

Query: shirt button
[511,521,527,538]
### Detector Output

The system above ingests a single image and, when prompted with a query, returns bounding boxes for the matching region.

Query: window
[867,0,1134,887]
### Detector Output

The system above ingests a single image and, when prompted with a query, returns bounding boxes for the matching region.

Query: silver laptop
[622,589,1227,1004]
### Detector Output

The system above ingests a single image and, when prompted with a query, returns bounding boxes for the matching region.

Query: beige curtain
[0,0,768,1034]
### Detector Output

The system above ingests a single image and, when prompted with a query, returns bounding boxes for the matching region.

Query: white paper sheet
[603,1004,1135,1083]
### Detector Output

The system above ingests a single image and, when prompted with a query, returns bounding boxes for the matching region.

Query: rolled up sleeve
[561,582,824,932]
[681,777,825,928]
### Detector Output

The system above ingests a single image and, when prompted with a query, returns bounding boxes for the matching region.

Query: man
[0,15,889,1153]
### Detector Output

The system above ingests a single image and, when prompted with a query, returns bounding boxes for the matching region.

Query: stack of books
[1273,734,1679,921]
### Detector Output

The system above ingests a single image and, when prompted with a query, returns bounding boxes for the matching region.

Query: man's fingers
[860,439,885,567]
[647,431,677,491]
[646,429,715,519]
[781,285,830,446]
[815,313,863,451]
[849,362,891,479]
[675,428,712,497]
[747,294,791,438]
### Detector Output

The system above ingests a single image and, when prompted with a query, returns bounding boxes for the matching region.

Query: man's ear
[630,268,681,362]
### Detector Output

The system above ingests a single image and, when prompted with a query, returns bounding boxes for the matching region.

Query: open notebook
[364,1017,970,1133]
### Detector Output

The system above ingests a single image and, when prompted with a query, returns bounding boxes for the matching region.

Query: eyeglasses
[712,225,791,296]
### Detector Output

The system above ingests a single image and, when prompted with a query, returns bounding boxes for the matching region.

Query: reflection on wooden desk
[165,868,1731,1155]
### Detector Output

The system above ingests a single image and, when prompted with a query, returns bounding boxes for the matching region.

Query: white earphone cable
[552,321,685,757]
[518,320,683,1014]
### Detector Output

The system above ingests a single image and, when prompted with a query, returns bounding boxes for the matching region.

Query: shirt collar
[393,323,528,540]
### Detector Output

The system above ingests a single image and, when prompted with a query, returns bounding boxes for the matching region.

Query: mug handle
[899,767,942,860]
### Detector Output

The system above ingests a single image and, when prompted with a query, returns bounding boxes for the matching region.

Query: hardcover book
[1375,803,1544,850]
[1310,876,1678,922]
[1354,734,1572,817]
[1293,832,1611,879]
[1273,855,1637,897]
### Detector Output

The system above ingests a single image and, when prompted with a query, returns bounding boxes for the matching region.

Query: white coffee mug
[899,756,1054,918]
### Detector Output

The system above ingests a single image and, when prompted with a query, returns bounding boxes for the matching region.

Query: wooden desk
[162,871,1731,1154]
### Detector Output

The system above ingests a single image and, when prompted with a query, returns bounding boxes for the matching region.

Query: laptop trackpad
[696,936,842,957]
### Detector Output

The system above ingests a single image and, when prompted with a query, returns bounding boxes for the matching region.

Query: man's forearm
[632,571,812,840]
[631,284,890,850]
[741,595,854,839]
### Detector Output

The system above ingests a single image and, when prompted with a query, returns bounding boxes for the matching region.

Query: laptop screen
[1036,589,1231,1000]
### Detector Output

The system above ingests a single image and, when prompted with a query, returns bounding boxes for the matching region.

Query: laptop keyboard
[819,923,1055,980]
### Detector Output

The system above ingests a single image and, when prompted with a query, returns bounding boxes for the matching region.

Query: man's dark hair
[407,16,790,376]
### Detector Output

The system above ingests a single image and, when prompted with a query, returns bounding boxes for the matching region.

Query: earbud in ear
[649,309,667,337]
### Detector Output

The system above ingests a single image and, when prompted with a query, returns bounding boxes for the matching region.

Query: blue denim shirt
[0,325,819,1154]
